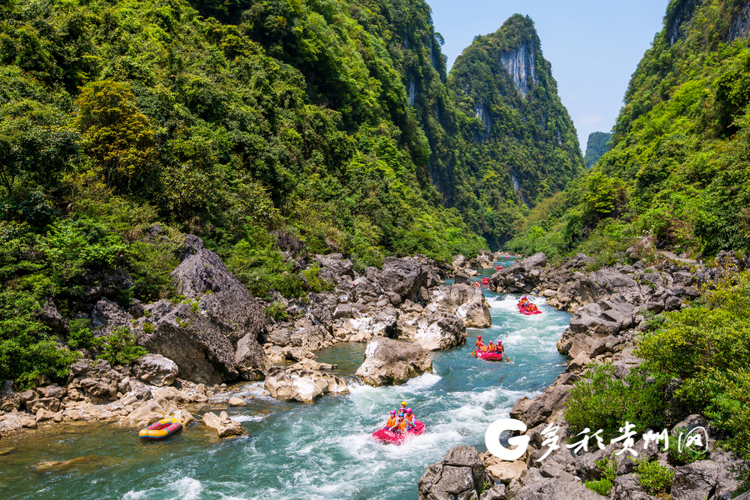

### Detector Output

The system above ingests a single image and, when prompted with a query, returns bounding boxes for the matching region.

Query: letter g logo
[485,418,530,461]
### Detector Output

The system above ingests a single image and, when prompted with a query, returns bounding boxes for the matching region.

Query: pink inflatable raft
[372,420,425,445]
[518,303,542,315]
[476,351,504,362]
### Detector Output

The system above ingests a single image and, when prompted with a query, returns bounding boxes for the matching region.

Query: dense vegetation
[506,0,750,264]
[0,0,584,387]
[0,0,485,387]
[583,131,611,169]
[566,270,750,463]
[445,15,585,248]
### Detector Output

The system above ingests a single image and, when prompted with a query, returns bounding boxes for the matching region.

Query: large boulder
[202,411,247,438]
[428,284,492,328]
[264,364,349,403]
[355,337,432,386]
[414,311,467,351]
[290,323,335,352]
[136,301,240,385]
[419,446,488,500]
[490,253,547,293]
[380,257,432,302]
[133,354,179,387]
[171,235,266,345]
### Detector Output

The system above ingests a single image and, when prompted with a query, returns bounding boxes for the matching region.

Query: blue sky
[428,0,669,153]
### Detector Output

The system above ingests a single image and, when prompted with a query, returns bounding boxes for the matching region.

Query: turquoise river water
[0,260,571,500]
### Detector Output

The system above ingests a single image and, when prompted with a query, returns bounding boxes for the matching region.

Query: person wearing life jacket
[389,415,406,433]
[496,340,505,358]
[404,408,417,430]
[399,401,407,414]
[383,410,397,430]
[488,341,495,352]
[475,336,483,348]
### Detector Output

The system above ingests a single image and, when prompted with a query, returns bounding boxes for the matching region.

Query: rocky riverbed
[0,232,493,439]
[419,250,750,500]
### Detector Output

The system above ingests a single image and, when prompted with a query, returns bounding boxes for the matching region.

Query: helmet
[478,335,482,339]
[406,408,412,413]
[489,341,494,344]
[390,410,396,415]
[401,401,407,406]
[498,340,503,344]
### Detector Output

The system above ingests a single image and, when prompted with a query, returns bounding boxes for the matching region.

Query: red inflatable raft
[476,351,504,362]
[372,420,425,445]
[518,304,542,315]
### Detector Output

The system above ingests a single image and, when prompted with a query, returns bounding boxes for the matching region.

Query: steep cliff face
[442,14,584,247]
[500,41,538,96]
[507,0,750,259]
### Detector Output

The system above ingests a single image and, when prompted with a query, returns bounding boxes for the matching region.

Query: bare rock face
[0,380,21,412]
[513,478,606,500]
[380,256,440,302]
[419,446,488,500]
[202,411,247,438]
[264,364,349,403]
[289,323,335,352]
[90,297,133,335]
[120,397,194,428]
[428,284,492,328]
[234,332,267,381]
[171,235,266,345]
[136,301,240,385]
[414,311,467,351]
[67,360,122,403]
[490,253,547,293]
[313,253,355,285]
[355,337,432,386]
[40,298,66,334]
[133,354,179,387]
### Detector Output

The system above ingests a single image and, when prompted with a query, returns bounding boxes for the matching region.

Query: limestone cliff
[443,14,584,246]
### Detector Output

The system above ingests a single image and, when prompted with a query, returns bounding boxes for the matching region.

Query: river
[0,260,571,499]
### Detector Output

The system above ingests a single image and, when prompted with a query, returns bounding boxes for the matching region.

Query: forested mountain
[508,0,750,262]
[0,0,583,384]
[444,15,585,247]
[583,131,611,169]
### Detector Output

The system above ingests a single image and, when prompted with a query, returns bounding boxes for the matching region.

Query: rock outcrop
[202,411,247,438]
[264,363,349,403]
[355,337,432,386]
[418,446,489,500]
[133,354,179,387]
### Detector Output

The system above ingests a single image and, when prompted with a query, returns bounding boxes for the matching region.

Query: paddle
[470,350,476,356]
[504,353,511,363]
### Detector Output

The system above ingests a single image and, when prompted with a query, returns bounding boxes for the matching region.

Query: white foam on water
[231,414,267,423]
[123,491,147,500]
[172,477,202,500]
[403,372,442,390]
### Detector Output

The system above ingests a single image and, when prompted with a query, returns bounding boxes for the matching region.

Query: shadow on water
[0,258,571,500]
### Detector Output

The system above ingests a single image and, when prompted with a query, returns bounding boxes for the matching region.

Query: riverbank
[0,265,574,499]
[419,250,750,500]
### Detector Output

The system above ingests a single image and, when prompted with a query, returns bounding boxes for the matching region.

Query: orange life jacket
[405,414,414,423]
[386,416,396,427]
[397,419,407,430]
